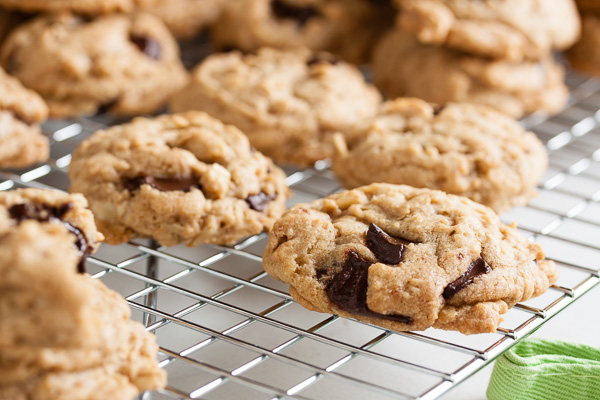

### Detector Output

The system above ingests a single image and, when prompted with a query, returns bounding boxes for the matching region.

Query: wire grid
[1,72,599,400]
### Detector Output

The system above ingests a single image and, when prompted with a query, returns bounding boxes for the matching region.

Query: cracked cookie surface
[0,196,165,399]
[0,67,49,169]
[69,111,290,246]
[332,98,548,213]
[170,48,381,166]
[373,29,569,118]
[211,0,393,63]
[0,12,187,118]
[263,183,558,335]
[396,0,580,61]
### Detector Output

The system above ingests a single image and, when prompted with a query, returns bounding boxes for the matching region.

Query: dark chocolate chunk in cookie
[443,257,492,300]
[123,176,199,192]
[270,0,318,26]
[246,192,276,212]
[367,223,411,265]
[129,34,161,60]
[326,250,411,324]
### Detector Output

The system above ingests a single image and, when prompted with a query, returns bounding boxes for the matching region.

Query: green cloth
[487,338,600,400]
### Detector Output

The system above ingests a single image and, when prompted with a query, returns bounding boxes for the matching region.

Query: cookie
[0,12,188,118]
[135,0,224,39]
[332,98,548,213]
[0,0,133,14]
[396,0,581,61]
[169,48,382,166]
[211,0,393,64]
[0,188,103,274]
[568,14,600,77]
[69,111,290,246]
[0,204,165,399]
[373,29,569,118]
[263,183,558,335]
[0,67,49,169]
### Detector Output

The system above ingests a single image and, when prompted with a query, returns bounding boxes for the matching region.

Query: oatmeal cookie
[332,98,548,213]
[0,212,165,399]
[373,29,568,118]
[263,183,558,335]
[0,12,188,118]
[170,48,382,166]
[211,0,393,64]
[0,67,49,169]
[69,111,290,246]
[135,0,223,39]
[396,0,580,61]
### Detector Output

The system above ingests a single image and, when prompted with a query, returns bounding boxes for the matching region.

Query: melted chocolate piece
[271,0,319,26]
[124,176,199,192]
[97,98,119,115]
[246,192,276,212]
[442,257,492,300]
[326,250,411,324]
[366,223,411,265]
[307,53,341,66]
[9,202,91,273]
[129,34,161,60]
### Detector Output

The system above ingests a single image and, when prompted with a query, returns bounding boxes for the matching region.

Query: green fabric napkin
[487,338,600,400]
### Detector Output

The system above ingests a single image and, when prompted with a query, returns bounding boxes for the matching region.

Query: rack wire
[1,70,599,399]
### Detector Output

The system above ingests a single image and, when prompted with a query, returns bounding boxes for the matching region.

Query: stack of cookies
[568,0,600,76]
[373,0,581,118]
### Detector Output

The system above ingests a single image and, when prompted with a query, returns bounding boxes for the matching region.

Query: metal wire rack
[2,70,600,399]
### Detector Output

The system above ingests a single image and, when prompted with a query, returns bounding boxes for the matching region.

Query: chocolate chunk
[129,34,161,60]
[9,202,91,273]
[326,250,411,324]
[366,223,411,265]
[124,176,200,192]
[271,0,319,26]
[307,53,341,66]
[97,98,119,115]
[442,257,492,300]
[246,192,276,212]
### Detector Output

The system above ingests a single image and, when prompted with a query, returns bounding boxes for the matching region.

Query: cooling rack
[1,70,599,400]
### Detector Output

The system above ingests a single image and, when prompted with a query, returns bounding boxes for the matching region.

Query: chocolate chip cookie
[0,67,49,169]
[0,188,103,272]
[169,48,382,166]
[332,98,548,213]
[0,12,188,118]
[0,0,133,14]
[211,0,393,64]
[69,111,290,246]
[568,13,600,77]
[373,29,569,118]
[263,183,558,335]
[0,201,165,399]
[396,0,581,61]
[135,0,224,39]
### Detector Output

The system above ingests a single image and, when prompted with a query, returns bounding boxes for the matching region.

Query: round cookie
[0,206,165,399]
[135,0,224,39]
[0,12,188,118]
[568,14,600,77]
[69,111,290,246]
[0,188,103,273]
[0,67,49,169]
[169,48,382,166]
[263,183,558,335]
[396,0,581,61]
[332,98,548,213]
[373,29,568,119]
[0,0,133,14]
[211,0,393,64]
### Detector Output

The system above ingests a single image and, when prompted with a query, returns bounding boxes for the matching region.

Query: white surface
[440,286,600,400]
